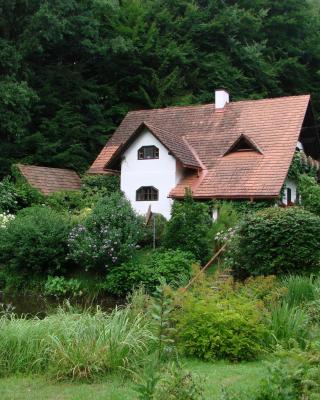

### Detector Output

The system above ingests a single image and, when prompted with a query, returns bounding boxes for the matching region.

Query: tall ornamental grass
[266,302,310,349]
[0,307,154,381]
[282,275,315,307]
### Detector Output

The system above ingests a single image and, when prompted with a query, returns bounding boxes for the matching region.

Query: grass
[0,306,154,380]
[0,359,267,400]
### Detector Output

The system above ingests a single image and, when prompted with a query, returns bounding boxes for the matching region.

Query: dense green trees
[1,0,320,177]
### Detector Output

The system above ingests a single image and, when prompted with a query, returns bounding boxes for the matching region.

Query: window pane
[138,146,159,160]
[136,186,158,201]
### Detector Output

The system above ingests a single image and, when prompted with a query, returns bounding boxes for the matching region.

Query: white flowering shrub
[0,212,15,229]
[68,192,143,272]
[0,177,18,213]
[214,227,237,245]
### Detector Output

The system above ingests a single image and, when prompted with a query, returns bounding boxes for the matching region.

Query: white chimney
[215,89,229,110]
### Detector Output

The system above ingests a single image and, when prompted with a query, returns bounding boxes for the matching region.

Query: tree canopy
[1,0,320,176]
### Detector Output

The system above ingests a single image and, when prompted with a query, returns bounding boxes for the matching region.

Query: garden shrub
[0,177,18,213]
[68,191,143,272]
[298,174,320,216]
[141,213,168,247]
[45,190,85,213]
[253,346,320,400]
[176,293,266,361]
[0,206,71,279]
[44,276,83,297]
[228,207,320,278]
[164,192,212,264]
[237,275,286,309]
[103,249,196,295]
[0,174,44,213]
[81,174,120,208]
[135,361,205,400]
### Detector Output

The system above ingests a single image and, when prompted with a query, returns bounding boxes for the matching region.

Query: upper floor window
[136,186,159,201]
[138,145,159,160]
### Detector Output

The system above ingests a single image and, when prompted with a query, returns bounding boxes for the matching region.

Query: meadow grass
[0,359,267,400]
[0,306,154,381]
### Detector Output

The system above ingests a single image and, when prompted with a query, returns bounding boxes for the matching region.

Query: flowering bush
[0,212,15,229]
[214,227,237,245]
[0,177,18,213]
[68,192,143,272]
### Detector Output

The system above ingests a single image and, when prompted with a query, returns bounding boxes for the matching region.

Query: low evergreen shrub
[228,207,320,277]
[0,206,71,279]
[164,192,212,264]
[103,249,196,295]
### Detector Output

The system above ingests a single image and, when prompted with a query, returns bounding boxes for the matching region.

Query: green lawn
[0,359,266,400]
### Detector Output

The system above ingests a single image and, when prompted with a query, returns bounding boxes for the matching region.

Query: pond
[0,291,125,317]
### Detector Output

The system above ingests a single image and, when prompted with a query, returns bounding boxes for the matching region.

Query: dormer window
[136,186,159,201]
[138,146,159,160]
[224,134,263,156]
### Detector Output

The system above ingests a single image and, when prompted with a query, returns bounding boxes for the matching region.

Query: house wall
[282,178,298,205]
[120,129,178,219]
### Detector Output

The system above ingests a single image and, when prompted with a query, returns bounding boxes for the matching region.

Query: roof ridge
[126,94,310,114]
[17,163,78,173]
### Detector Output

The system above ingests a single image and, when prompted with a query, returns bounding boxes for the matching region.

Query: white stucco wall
[282,178,298,205]
[120,129,178,219]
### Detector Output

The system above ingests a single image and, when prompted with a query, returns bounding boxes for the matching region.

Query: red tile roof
[90,95,311,199]
[105,122,201,170]
[17,164,82,195]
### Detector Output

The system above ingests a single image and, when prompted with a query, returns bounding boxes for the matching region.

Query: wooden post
[181,242,228,293]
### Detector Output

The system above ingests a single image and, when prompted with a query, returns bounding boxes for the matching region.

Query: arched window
[136,186,159,201]
[138,146,159,160]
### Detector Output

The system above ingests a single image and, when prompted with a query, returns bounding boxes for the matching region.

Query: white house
[89,90,320,218]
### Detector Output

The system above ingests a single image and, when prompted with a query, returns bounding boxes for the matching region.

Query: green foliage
[45,190,85,213]
[44,276,83,297]
[81,174,120,197]
[209,202,239,248]
[0,306,154,381]
[282,275,316,308]
[0,172,44,213]
[135,361,205,400]
[142,214,168,248]
[0,206,71,279]
[265,302,310,349]
[164,193,212,264]
[254,347,320,400]
[229,207,320,277]
[298,174,320,216]
[1,0,320,176]
[176,293,266,361]
[0,177,18,213]
[103,249,196,296]
[68,192,142,272]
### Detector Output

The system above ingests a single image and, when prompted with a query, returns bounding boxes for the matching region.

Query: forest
[1,0,320,177]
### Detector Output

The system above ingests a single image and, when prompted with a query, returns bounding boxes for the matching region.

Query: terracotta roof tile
[90,94,310,199]
[17,164,82,195]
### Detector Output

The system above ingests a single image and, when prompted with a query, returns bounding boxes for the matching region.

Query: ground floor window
[136,186,159,201]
